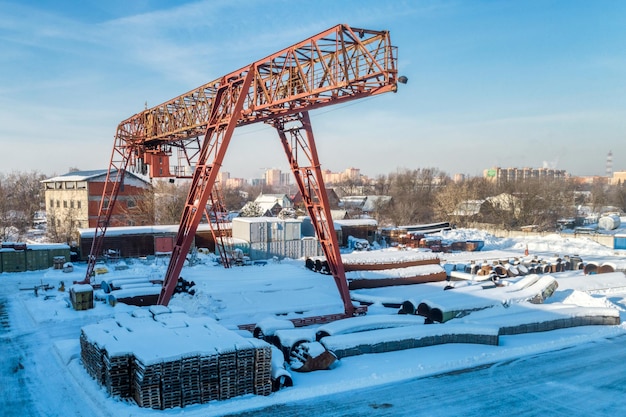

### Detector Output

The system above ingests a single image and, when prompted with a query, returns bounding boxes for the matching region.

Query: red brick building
[43,170,151,241]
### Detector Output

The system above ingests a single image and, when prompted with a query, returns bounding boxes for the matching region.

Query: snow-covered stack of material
[308,250,447,289]
[321,323,500,359]
[417,274,559,323]
[79,307,273,409]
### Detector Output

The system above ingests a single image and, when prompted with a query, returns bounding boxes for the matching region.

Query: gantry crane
[82,24,402,320]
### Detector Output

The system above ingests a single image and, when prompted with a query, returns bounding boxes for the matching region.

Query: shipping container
[232,218,302,244]
[26,248,50,271]
[615,235,626,251]
[47,245,71,265]
[1,249,27,273]
[248,238,322,261]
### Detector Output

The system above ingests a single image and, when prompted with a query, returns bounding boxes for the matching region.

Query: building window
[63,201,68,208]
[77,201,81,209]
[127,199,136,209]
[70,200,74,209]
[56,200,60,208]
[49,199,54,207]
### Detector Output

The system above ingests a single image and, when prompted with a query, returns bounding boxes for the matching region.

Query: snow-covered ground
[2,228,626,416]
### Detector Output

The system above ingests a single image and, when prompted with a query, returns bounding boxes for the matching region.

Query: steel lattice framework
[83,24,400,319]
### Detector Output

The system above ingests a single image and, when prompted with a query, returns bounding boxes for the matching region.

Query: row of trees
[363,168,626,230]
[2,169,625,243]
[143,168,626,231]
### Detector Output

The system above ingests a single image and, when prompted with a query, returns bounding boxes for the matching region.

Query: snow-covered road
[231,334,626,416]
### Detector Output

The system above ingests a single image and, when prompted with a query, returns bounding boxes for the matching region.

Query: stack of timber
[306,250,447,289]
[80,306,272,409]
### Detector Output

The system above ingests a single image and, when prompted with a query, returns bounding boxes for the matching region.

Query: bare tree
[480,177,577,230]
[376,168,449,226]
[0,171,46,240]
[119,187,156,226]
[46,205,82,244]
[433,177,493,227]
[153,180,189,225]
[222,187,248,212]
[608,183,626,213]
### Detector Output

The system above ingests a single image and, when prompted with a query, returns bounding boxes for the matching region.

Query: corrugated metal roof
[42,169,150,184]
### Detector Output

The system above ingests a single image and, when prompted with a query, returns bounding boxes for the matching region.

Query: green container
[47,246,71,265]
[26,249,50,271]
[2,250,27,273]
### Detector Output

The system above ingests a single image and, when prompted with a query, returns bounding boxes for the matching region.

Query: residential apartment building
[483,167,569,183]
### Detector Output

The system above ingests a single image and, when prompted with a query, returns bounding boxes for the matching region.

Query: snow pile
[340,249,439,266]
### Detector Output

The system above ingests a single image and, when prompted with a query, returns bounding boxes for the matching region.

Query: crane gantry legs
[272,112,354,316]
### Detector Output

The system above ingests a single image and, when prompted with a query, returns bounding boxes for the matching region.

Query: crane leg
[272,112,355,317]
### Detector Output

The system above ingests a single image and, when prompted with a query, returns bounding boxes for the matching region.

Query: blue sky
[1,0,624,180]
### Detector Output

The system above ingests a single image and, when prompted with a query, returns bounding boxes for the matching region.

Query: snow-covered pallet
[199,352,219,403]
[133,360,162,410]
[103,352,131,398]
[249,338,273,396]
[180,355,201,407]
[80,309,274,409]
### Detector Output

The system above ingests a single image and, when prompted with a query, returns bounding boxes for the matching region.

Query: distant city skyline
[219,163,622,189]
[1,1,624,179]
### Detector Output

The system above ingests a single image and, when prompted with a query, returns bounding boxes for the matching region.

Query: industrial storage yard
[2,6,626,415]
[2,227,626,416]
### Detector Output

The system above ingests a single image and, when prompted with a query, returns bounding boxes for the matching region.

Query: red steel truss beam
[115,24,396,153]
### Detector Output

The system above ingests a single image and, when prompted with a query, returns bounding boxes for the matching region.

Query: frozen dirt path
[0,279,110,417]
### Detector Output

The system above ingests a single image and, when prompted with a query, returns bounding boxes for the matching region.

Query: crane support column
[273,112,354,316]
[158,69,254,305]
[79,129,142,283]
